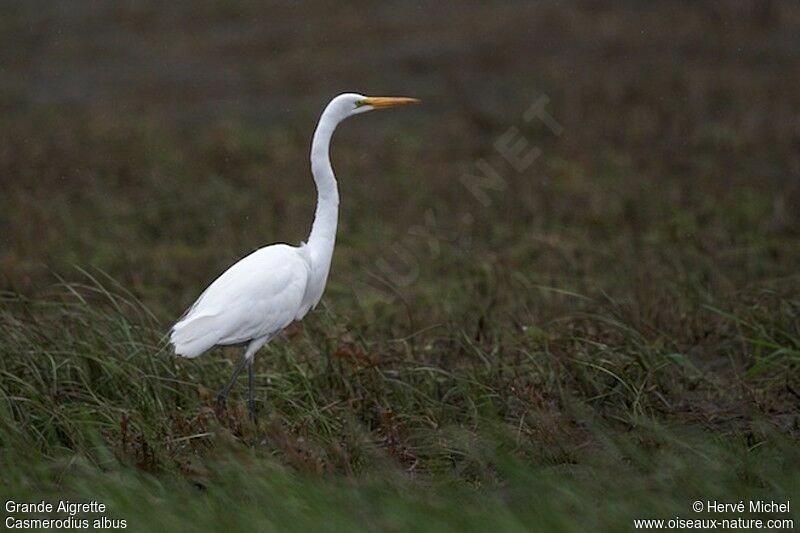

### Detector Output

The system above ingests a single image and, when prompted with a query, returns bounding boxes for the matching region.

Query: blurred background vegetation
[0,1,798,530]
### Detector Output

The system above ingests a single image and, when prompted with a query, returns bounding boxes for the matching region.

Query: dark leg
[216,354,250,408]
[247,358,257,422]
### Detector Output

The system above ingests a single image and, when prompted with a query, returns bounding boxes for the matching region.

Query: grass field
[1,1,798,530]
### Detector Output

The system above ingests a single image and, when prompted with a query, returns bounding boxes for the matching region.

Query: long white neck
[306,104,342,266]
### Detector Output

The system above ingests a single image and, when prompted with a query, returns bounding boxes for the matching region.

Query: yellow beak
[361,96,420,108]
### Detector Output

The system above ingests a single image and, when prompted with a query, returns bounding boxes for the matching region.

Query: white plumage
[171,244,311,358]
[169,93,419,419]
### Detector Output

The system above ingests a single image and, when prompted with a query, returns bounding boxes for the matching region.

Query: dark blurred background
[1,0,798,319]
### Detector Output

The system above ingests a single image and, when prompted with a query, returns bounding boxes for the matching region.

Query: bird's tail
[170,314,220,358]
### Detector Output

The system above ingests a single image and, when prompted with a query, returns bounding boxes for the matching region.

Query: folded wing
[170,244,310,358]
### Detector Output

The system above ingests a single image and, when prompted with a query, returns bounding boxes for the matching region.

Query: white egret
[170,93,419,420]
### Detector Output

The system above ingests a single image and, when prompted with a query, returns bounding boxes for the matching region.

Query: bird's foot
[215,393,228,414]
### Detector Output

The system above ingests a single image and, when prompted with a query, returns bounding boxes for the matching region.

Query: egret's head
[328,93,419,120]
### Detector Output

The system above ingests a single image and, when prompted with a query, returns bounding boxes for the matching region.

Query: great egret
[170,93,419,420]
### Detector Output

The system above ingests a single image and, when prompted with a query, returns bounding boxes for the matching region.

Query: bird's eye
[355,99,367,108]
